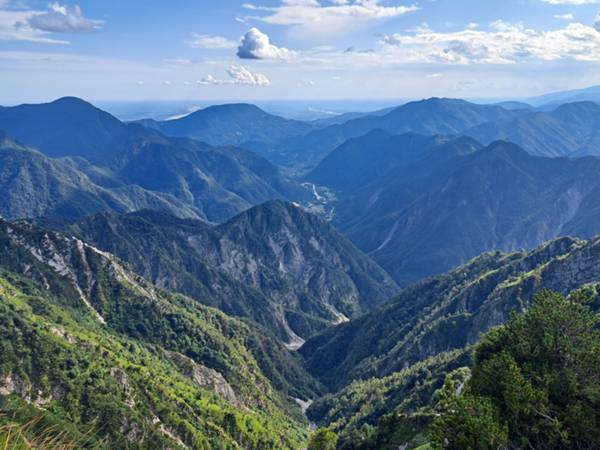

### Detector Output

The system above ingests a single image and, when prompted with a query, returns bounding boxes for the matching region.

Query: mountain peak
[477,140,532,161]
[146,101,313,149]
[207,103,263,111]
[412,97,470,107]
[0,97,131,160]
[224,199,299,225]
[50,96,94,107]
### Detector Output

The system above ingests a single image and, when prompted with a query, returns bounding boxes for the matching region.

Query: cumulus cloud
[27,3,102,33]
[595,14,600,31]
[0,6,70,43]
[237,28,294,59]
[189,34,237,49]
[380,20,600,64]
[242,0,419,40]
[199,65,271,86]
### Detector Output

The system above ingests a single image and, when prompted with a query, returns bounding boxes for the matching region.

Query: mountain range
[0,97,151,162]
[135,103,315,161]
[278,98,527,171]
[301,235,600,448]
[0,98,310,222]
[310,132,600,286]
[466,101,600,158]
[526,84,600,107]
[55,201,398,347]
[0,218,321,448]
[3,92,600,449]
[0,130,198,221]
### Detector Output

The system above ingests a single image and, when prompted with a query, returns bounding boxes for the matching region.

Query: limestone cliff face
[301,236,600,390]
[0,218,322,407]
[65,201,399,345]
[0,219,318,449]
[165,351,239,406]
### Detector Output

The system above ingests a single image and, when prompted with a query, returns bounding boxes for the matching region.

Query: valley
[2,90,600,449]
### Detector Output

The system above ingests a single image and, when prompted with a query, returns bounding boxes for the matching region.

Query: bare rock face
[0,373,30,397]
[0,373,55,407]
[66,201,399,344]
[165,351,238,406]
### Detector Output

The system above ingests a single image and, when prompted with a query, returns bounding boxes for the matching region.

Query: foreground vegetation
[0,220,319,449]
[2,213,600,449]
[433,290,600,449]
[308,289,600,450]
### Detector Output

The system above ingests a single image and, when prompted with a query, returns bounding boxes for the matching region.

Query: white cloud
[554,13,575,19]
[189,34,237,49]
[237,27,294,59]
[0,8,67,43]
[0,2,100,44]
[541,0,596,4]
[242,0,419,40]
[199,65,271,86]
[380,21,600,64]
[27,3,102,33]
[595,14,600,31]
[164,58,193,65]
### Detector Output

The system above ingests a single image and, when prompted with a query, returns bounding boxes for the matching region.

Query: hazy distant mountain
[281,98,526,171]
[494,101,535,110]
[64,201,398,346]
[0,97,153,162]
[526,84,600,107]
[308,130,454,191]
[0,130,197,220]
[466,101,600,158]
[106,137,309,222]
[311,106,396,127]
[136,103,315,153]
[0,98,312,222]
[310,134,600,286]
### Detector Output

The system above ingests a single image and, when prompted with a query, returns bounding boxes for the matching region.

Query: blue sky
[1,0,600,104]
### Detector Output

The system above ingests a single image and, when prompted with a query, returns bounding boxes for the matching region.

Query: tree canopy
[432,290,600,450]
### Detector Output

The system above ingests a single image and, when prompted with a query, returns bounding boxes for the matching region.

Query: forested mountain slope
[0,218,322,448]
[59,201,398,346]
[466,101,600,158]
[0,98,311,223]
[301,235,600,390]
[310,136,600,286]
[280,98,525,171]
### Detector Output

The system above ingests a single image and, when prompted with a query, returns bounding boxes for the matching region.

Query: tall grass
[0,415,104,450]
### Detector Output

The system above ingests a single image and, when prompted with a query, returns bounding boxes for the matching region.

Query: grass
[0,415,104,450]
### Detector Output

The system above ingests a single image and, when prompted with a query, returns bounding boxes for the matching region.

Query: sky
[1,0,600,104]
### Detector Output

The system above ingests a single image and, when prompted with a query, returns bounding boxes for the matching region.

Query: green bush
[432,290,600,450]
